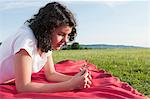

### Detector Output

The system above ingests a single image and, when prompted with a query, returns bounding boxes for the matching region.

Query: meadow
[52,48,150,97]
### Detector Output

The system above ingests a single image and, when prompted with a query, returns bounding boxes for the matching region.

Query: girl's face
[51,25,72,50]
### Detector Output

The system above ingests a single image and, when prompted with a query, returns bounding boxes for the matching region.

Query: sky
[0,0,150,48]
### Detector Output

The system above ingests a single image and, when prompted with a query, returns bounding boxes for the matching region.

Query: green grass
[52,48,150,97]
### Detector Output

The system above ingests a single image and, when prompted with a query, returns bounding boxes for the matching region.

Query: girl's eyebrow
[60,32,66,34]
[60,32,70,34]
[57,32,65,34]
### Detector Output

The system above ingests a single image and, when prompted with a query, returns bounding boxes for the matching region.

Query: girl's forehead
[55,26,72,33]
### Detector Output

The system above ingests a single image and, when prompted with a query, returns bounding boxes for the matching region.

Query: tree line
[62,42,89,50]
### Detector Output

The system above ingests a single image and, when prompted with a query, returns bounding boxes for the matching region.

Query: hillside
[80,44,142,49]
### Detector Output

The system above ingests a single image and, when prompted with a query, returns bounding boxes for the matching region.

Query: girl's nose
[62,35,68,43]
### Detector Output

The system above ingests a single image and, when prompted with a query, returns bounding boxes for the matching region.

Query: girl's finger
[79,68,83,71]
[82,65,89,69]
[88,71,92,80]
[84,78,88,88]
[84,83,91,88]
[80,69,87,75]
[86,84,91,88]
[80,67,86,71]
[84,83,87,88]
[83,76,92,88]
[83,69,89,78]
[86,77,92,85]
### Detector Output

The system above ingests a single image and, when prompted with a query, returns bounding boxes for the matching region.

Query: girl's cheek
[58,36,64,41]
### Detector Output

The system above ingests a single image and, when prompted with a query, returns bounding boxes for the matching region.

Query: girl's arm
[44,54,72,82]
[14,49,90,93]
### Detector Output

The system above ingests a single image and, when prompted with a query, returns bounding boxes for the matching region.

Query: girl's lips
[57,43,64,47]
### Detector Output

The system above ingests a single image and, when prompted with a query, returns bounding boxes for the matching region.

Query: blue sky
[0,0,150,47]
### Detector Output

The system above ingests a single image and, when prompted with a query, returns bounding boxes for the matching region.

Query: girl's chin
[52,46,61,50]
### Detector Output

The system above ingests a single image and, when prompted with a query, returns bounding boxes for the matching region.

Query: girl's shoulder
[18,24,35,39]
[13,24,37,58]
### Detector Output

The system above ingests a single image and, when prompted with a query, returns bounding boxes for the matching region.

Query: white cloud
[99,0,149,8]
[0,0,149,11]
[0,0,50,11]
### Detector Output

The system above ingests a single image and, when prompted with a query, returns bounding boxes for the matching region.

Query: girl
[0,2,92,93]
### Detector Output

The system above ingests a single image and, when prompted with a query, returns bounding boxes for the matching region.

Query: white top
[0,24,52,84]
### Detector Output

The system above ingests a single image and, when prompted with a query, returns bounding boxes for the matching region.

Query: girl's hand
[69,68,92,90]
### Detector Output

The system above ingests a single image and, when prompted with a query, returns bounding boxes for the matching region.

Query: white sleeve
[46,50,52,57]
[13,33,36,58]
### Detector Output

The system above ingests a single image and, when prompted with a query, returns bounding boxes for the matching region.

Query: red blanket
[0,60,148,99]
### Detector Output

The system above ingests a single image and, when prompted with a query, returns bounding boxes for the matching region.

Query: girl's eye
[58,34,64,36]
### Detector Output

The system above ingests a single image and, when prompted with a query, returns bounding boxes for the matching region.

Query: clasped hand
[69,64,92,90]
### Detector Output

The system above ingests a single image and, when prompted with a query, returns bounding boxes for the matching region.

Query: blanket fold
[0,60,148,99]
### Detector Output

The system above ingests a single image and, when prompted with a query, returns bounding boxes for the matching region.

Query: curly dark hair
[26,2,77,52]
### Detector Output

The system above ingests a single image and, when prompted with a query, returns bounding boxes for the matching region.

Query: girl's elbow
[16,86,26,93]
[16,83,30,93]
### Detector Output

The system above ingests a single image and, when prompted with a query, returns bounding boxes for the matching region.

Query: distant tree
[0,42,2,46]
[71,42,80,49]
[67,44,71,49]
[61,44,72,50]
